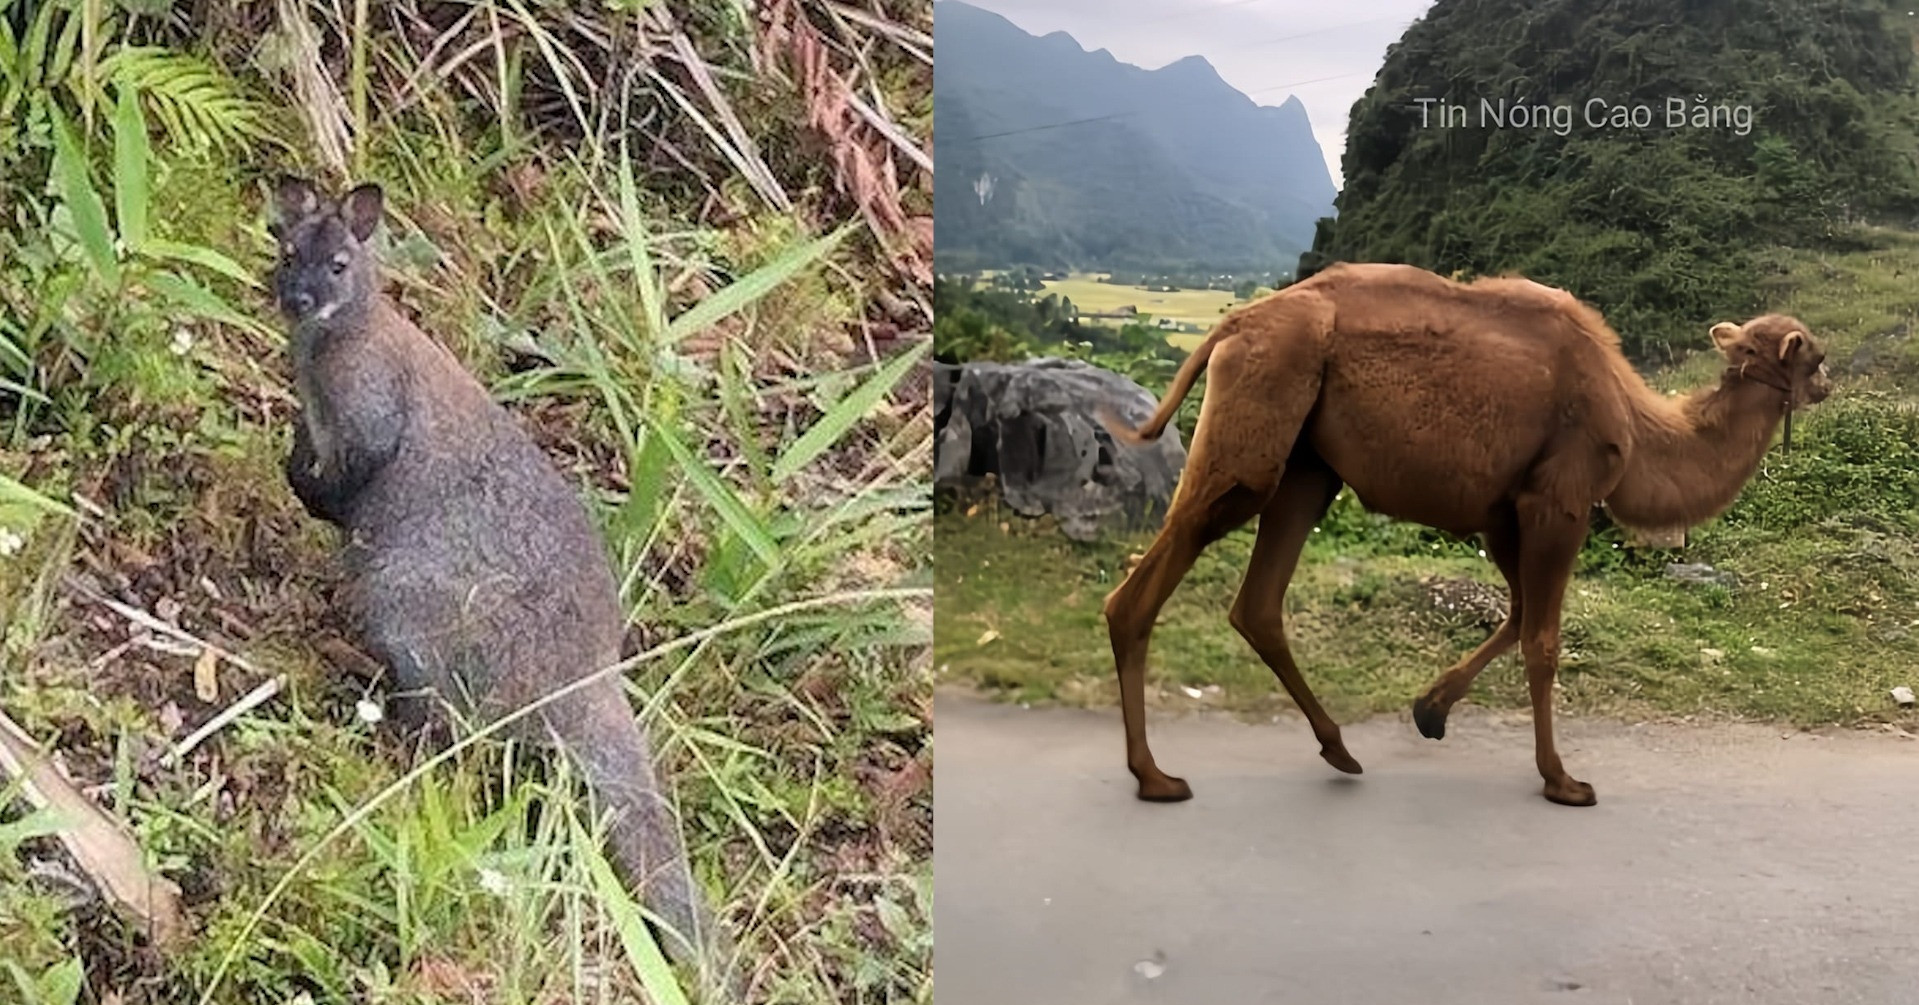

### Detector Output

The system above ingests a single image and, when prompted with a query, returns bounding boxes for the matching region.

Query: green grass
[0,3,931,1003]
[937,229,1919,730]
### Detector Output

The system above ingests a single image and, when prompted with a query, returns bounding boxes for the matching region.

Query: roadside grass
[936,229,1919,731]
[1,3,931,1003]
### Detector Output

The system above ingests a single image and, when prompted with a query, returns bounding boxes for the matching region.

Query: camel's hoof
[1320,744,1363,775]
[1136,775,1193,802]
[1544,778,1597,807]
[1412,693,1449,740]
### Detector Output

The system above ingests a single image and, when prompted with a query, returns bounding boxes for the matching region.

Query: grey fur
[270,176,734,995]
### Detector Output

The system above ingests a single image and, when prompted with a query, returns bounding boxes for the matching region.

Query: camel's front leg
[1414,521,1523,739]
[1514,509,1596,806]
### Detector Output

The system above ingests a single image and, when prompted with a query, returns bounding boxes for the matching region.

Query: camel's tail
[1096,324,1227,445]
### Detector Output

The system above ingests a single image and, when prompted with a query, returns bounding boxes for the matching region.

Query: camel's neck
[1605,372,1788,530]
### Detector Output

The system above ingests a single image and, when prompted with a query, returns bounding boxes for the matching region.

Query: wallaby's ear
[1778,330,1806,362]
[1708,321,1744,355]
[341,183,384,243]
[274,175,321,225]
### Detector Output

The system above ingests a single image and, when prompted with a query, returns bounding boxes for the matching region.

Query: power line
[1219,14,1413,54]
[954,111,1132,143]
[1242,70,1378,98]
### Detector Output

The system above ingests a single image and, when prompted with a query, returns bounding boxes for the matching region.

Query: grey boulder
[934,358,1186,540]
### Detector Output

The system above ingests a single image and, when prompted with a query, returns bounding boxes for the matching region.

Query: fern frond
[99,46,268,154]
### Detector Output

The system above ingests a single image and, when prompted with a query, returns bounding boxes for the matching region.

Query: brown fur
[1099,263,1832,806]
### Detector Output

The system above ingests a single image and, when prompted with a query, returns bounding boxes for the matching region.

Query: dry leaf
[0,708,185,947]
[976,629,1000,646]
[193,647,220,703]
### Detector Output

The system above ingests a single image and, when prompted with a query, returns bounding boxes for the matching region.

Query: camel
[1099,263,1832,806]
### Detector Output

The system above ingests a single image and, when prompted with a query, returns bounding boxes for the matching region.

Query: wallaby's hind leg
[1229,453,1360,774]
[1102,323,1327,802]
[1413,518,1522,739]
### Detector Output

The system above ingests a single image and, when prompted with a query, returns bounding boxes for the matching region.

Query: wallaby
[268,176,734,995]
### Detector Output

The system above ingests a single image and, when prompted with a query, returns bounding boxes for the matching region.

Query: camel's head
[1708,314,1831,409]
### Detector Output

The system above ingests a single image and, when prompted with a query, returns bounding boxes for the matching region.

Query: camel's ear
[1778,330,1806,362]
[1708,321,1744,354]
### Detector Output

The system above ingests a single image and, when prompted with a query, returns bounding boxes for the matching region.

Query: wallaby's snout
[282,287,317,319]
[268,175,383,326]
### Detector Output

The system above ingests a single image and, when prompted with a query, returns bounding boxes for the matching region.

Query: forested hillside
[1304,0,1919,359]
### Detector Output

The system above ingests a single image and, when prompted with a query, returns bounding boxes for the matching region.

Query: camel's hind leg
[1229,453,1360,774]
[1412,518,1522,739]
[1103,314,1328,802]
[1104,480,1266,800]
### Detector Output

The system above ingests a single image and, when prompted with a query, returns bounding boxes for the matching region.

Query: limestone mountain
[935,0,1336,273]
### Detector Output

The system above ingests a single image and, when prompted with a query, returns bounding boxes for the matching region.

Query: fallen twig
[75,581,273,678]
[165,676,285,767]
[67,579,289,765]
[825,2,932,60]
[847,87,932,174]
[656,7,792,212]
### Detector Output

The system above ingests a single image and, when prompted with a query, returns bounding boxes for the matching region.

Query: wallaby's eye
[330,255,349,276]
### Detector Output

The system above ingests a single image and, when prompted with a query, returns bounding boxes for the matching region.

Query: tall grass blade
[613,430,672,561]
[664,225,854,345]
[139,238,260,288]
[144,271,270,337]
[649,417,781,569]
[48,105,119,287]
[771,340,928,484]
[718,341,771,485]
[111,80,148,253]
[574,815,691,1005]
[0,473,76,517]
[616,147,668,342]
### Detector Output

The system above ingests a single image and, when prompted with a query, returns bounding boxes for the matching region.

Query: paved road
[935,690,1919,1005]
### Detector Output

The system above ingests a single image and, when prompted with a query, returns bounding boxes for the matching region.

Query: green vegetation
[931,275,1194,408]
[1308,0,1919,361]
[1,2,930,1002]
[938,228,1919,729]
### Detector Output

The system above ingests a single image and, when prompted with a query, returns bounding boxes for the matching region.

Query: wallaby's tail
[550,687,739,1001]
[1096,325,1228,445]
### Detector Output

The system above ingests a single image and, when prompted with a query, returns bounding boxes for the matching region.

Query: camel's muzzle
[1803,362,1832,406]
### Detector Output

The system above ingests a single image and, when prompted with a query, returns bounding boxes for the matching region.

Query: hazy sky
[946,0,1436,188]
